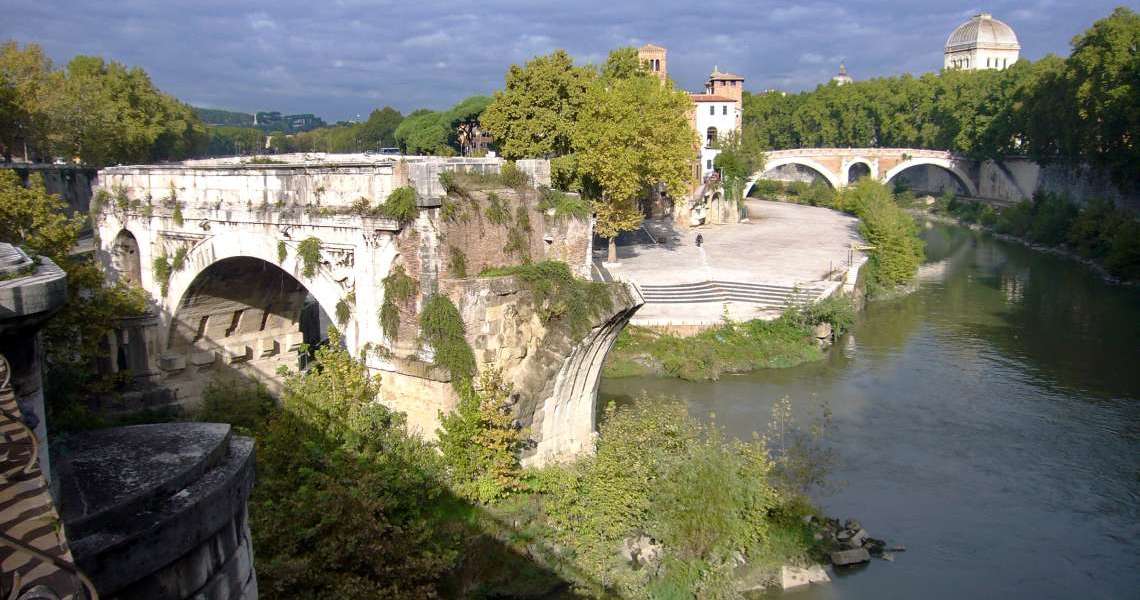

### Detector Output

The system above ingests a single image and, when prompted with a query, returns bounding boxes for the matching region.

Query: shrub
[171,246,188,272]
[276,240,287,263]
[536,186,590,219]
[1027,192,1078,246]
[750,179,784,197]
[198,379,275,436]
[839,180,924,289]
[335,292,354,325]
[1104,219,1140,281]
[436,368,523,503]
[251,329,457,598]
[171,202,184,226]
[785,181,808,196]
[380,186,419,223]
[499,161,529,189]
[297,237,322,278]
[800,180,835,207]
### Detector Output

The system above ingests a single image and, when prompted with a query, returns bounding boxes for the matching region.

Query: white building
[692,68,744,180]
[944,13,1020,71]
[832,63,853,86]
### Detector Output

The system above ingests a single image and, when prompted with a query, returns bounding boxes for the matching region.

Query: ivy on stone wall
[277,240,287,263]
[152,255,172,296]
[503,205,532,261]
[448,245,468,278]
[379,186,419,223]
[419,294,476,391]
[379,265,417,340]
[335,291,355,326]
[480,261,613,340]
[484,192,510,226]
[297,237,322,278]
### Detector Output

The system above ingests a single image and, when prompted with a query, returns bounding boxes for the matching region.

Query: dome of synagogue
[946,13,1020,51]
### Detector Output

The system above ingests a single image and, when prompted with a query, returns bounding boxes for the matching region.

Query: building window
[722,105,727,116]
[706,159,712,170]
[706,127,717,147]
[709,105,714,115]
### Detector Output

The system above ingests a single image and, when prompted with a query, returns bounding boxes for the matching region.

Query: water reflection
[600,224,1140,599]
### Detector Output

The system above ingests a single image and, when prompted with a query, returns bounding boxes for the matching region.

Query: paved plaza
[596,200,868,326]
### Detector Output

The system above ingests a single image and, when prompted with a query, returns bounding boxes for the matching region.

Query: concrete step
[639,280,826,306]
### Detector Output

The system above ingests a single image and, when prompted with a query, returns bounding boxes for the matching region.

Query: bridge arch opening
[166,256,333,401]
[110,229,142,285]
[746,161,837,197]
[847,162,872,184]
[885,161,977,197]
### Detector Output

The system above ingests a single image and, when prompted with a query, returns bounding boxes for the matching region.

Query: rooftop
[690,94,737,102]
[946,13,1020,51]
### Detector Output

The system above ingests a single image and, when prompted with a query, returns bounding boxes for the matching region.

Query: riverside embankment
[600,222,1140,598]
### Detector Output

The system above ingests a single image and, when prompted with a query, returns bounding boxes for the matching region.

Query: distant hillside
[195,107,255,127]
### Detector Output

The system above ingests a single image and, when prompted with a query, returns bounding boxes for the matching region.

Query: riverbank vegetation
[199,332,832,598]
[742,7,1140,191]
[752,179,925,293]
[932,192,1140,282]
[605,295,855,380]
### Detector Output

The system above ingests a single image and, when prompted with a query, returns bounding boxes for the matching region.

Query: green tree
[206,126,265,156]
[0,171,146,427]
[357,106,403,149]
[573,74,695,262]
[480,50,595,159]
[394,108,450,155]
[1065,6,1140,189]
[0,41,56,161]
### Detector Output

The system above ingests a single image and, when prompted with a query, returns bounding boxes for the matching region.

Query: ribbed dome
[945,13,1020,51]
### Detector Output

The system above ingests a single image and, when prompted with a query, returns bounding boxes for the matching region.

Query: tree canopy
[742,7,1140,190]
[479,50,595,159]
[0,42,208,165]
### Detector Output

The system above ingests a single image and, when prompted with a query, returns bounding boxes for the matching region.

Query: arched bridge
[746,148,982,197]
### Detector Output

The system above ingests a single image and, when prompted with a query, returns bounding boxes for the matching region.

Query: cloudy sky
[2,0,1126,121]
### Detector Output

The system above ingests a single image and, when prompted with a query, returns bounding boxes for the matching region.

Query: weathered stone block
[257,338,279,358]
[830,548,870,567]
[781,564,831,590]
[159,354,187,371]
[223,344,251,364]
[190,351,216,367]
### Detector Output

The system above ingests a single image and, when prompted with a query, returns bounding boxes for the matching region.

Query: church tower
[638,43,668,83]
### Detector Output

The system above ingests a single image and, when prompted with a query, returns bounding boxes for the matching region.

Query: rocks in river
[830,548,871,566]
[619,535,662,570]
[812,322,833,340]
[780,565,831,590]
[847,528,869,549]
[881,552,895,562]
[888,544,907,552]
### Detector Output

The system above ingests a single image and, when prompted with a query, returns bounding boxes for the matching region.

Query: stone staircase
[638,280,830,311]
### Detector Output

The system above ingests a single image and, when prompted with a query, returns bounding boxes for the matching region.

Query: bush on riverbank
[604,297,855,381]
[195,333,828,598]
[750,178,925,292]
[939,192,1140,282]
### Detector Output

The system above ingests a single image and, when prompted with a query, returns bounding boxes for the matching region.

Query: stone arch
[110,229,142,285]
[882,158,978,197]
[165,255,336,400]
[744,156,841,196]
[845,158,876,183]
[162,233,349,353]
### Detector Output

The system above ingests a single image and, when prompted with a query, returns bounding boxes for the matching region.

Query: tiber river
[600,223,1140,599]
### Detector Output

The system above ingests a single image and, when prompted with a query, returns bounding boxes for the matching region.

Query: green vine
[297,237,322,278]
[335,291,355,326]
[379,186,419,223]
[153,255,173,296]
[379,265,417,340]
[484,192,510,225]
[419,294,476,392]
[171,246,188,271]
[448,245,468,278]
[504,205,532,261]
[536,186,590,220]
[172,202,184,226]
[277,240,287,263]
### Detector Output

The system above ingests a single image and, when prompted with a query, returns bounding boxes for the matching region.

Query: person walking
[695,233,704,247]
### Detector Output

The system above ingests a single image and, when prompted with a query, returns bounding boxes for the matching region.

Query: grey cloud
[1,0,1123,121]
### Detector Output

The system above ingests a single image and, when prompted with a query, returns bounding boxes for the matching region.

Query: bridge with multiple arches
[745,147,982,197]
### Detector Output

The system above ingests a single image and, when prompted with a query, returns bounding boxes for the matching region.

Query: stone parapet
[54,423,257,600]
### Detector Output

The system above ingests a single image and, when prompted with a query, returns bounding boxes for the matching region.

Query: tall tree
[574,74,695,262]
[357,106,403,150]
[1065,6,1140,189]
[480,50,594,159]
[0,41,55,161]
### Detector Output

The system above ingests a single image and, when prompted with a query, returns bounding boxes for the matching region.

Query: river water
[599,223,1140,599]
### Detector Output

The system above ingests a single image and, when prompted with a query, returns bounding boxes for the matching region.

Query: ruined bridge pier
[94,154,640,465]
